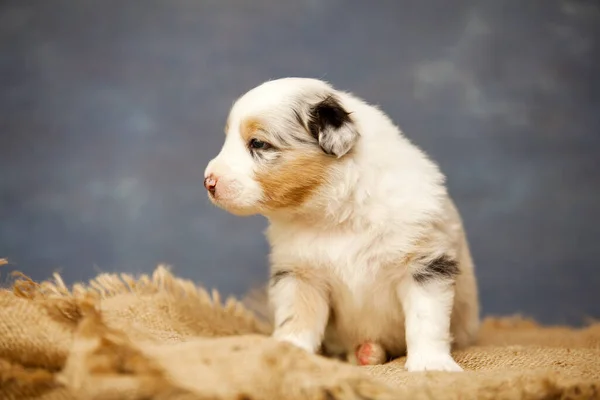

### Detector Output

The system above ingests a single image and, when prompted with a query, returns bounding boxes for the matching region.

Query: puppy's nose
[204,175,218,194]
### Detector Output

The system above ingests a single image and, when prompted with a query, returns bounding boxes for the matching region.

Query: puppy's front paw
[405,351,463,372]
[273,331,318,354]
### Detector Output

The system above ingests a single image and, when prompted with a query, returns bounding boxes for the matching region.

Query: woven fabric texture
[0,263,598,400]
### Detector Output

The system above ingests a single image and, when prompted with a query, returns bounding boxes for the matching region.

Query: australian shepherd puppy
[204,78,479,371]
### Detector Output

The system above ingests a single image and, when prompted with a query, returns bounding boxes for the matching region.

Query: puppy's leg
[398,257,462,372]
[269,269,329,354]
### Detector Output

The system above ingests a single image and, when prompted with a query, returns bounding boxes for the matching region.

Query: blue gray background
[1,0,599,325]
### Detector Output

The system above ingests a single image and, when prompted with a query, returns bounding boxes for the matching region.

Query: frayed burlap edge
[1,262,599,400]
[7,264,271,336]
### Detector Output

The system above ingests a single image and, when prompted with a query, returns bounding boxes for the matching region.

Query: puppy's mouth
[206,191,258,217]
[206,189,230,209]
[206,190,219,204]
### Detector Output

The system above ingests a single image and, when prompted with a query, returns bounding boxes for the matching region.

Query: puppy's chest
[269,228,405,294]
[270,227,408,346]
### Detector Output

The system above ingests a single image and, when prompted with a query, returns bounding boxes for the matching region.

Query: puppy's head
[204,78,360,216]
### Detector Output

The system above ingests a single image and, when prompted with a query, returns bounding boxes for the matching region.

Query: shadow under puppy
[204,78,480,371]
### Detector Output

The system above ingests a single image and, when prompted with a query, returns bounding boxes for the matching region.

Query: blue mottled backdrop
[1,0,599,324]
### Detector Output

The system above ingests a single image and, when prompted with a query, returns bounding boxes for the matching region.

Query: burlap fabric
[0,261,598,400]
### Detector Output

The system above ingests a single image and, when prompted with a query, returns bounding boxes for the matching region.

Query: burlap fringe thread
[0,264,599,400]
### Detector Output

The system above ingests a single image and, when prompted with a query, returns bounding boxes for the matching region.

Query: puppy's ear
[307,96,359,158]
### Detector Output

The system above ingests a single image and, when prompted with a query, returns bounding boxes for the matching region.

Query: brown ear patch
[255,150,334,210]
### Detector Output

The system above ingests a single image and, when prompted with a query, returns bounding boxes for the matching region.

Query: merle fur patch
[306,95,358,157]
[307,95,352,141]
[412,256,459,284]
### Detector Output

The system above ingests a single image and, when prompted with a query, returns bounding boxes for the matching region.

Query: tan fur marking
[255,151,333,209]
[240,117,265,143]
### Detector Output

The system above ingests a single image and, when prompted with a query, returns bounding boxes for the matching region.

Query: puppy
[204,78,480,371]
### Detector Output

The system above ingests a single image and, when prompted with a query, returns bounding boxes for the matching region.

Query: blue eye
[249,139,271,150]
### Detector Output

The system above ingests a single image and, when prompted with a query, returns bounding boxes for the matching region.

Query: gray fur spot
[413,255,459,284]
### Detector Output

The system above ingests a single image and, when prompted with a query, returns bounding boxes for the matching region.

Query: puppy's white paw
[405,351,463,372]
[273,331,318,354]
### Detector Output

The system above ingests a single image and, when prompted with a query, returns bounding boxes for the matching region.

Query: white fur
[204,130,264,215]
[270,277,329,353]
[205,78,480,371]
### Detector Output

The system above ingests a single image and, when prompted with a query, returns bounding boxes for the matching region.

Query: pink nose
[204,175,218,194]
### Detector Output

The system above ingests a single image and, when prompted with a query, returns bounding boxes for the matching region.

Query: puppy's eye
[249,138,271,150]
